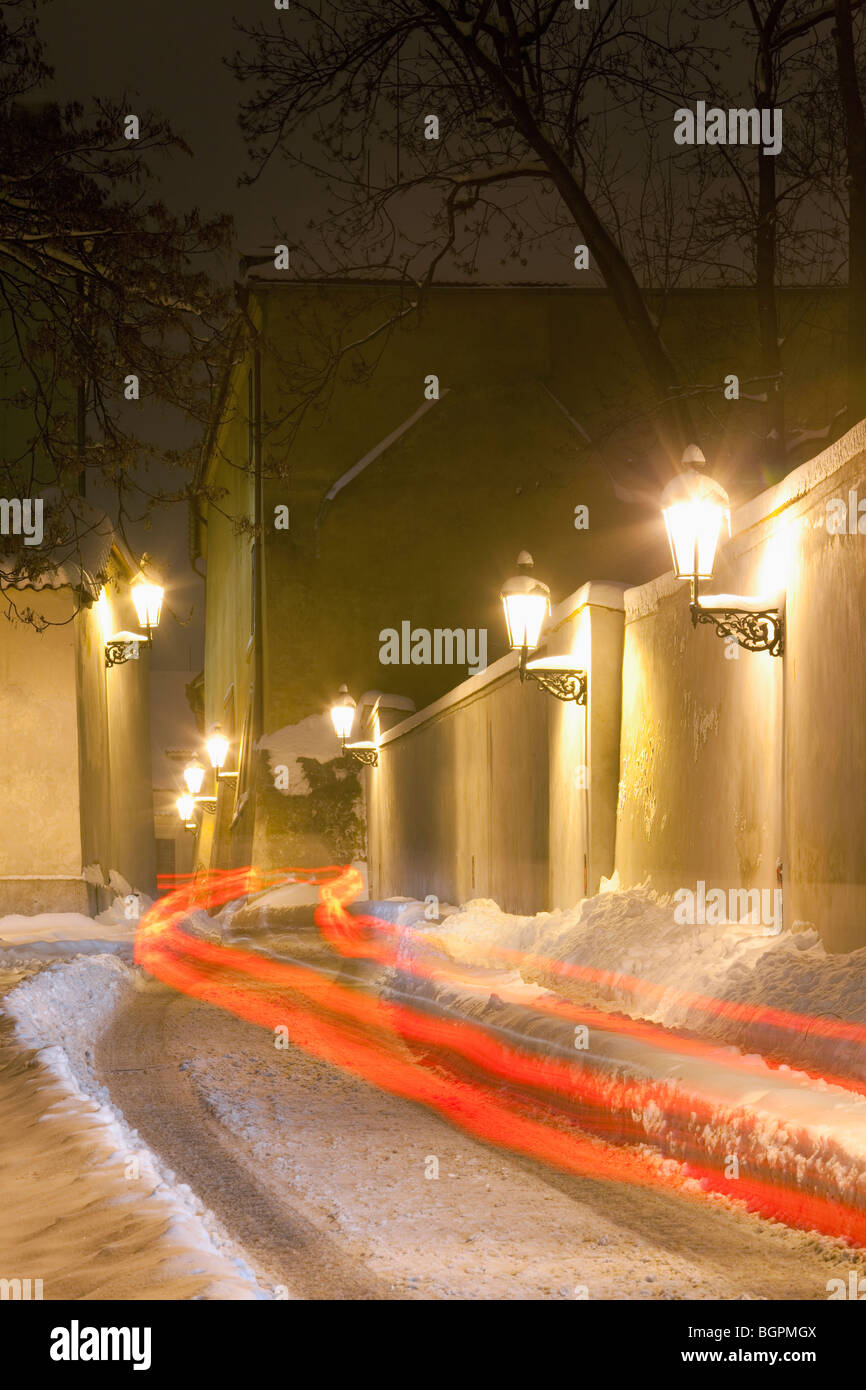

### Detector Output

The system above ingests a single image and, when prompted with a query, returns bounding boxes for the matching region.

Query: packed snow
[393,884,866,1082]
[0,917,270,1300]
[6,883,866,1299]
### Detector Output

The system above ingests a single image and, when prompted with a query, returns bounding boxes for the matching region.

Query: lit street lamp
[330,685,356,744]
[105,565,165,668]
[206,725,229,770]
[130,571,164,632]
[176,792,195,822]
[205,724,239,780]
[183,760,205,796]
[500,552,587,703]
[330,685,378,765]
[184,756,217,812]
[662,446,784,656]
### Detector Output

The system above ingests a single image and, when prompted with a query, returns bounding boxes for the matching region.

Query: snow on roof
[0,496,127,597]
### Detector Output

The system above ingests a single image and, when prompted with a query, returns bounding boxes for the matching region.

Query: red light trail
[134,866,866,1247]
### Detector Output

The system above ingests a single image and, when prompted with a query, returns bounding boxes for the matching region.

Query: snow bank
[0,904,141,966]
[377,891,866,1239]
[0,911,101,942]
[4,955,272,1299]
[405,886,866,1082]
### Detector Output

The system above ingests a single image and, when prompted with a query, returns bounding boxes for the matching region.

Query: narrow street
[93,978,863,1301]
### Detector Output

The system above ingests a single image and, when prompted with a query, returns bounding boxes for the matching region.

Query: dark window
[156,839,175,873]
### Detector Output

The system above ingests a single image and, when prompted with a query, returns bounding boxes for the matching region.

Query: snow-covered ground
[0,908,268,1300]
[215,882,866,1239]
[5,884,866,1299]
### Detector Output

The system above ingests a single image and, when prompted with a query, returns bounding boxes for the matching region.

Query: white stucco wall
[367,424,866,952]
[368,583,626,914]
[0,591,84,902]
[616,420,866,952]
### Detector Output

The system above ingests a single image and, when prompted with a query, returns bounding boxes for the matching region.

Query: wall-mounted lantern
[176,793,195,822]
[205,726,229,771]
[205,724,238,780]
[662,446,784,656]
[130,572,164,630]
[330,685,356,742]
[183,760,205,796]
[330,685,379,765]
[184,757,217,812]
[105,568,165,668]
[500,552,587,702]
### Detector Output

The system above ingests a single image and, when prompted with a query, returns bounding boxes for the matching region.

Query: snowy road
[93,978,863,1301]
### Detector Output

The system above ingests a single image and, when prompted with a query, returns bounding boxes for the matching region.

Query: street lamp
[184,756,217,812]
[500,552,587,703]
[330,685,356,743]
[130,571,164,631]
[183,760,205,796]
[202,722,237,778]
[330,684,379,765]
[662,446,784,656]
[105,566,165,667]
[206,725,229,771]
[176,793,195,822]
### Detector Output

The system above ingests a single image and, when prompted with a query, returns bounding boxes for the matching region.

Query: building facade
[0,522,157,915]
[191,278,848,878]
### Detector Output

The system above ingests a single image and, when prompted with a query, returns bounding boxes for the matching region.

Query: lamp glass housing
[500,581,550,651]
[661,468,731,582]
[206,728,229,770]
[663,503,725,581]
[330,687,356,742]
[183,761,205,796]
[130,573,164,630]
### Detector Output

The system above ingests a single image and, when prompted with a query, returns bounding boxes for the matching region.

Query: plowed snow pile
[391,886,866,1082]
[1,930,268,1301]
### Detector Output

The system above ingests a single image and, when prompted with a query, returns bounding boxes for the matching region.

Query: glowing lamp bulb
[130,572,164,630]
[330,685,356,742]
[206,726,229,770]
[183,760,205,796]
[661,449,731,582]
[500,551,551,652]
[176,793,195,821]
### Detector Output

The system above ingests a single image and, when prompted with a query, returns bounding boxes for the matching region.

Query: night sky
[33,1,303,670]
[25,0,811,673]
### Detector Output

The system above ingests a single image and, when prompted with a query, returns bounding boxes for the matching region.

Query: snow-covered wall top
[378,580,626,747]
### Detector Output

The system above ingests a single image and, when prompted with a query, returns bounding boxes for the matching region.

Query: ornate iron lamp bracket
[345,745,379,766]
[690,602,784,657]
[105,637,143,667]
[105,626,153,668]
[519,649,588,703]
